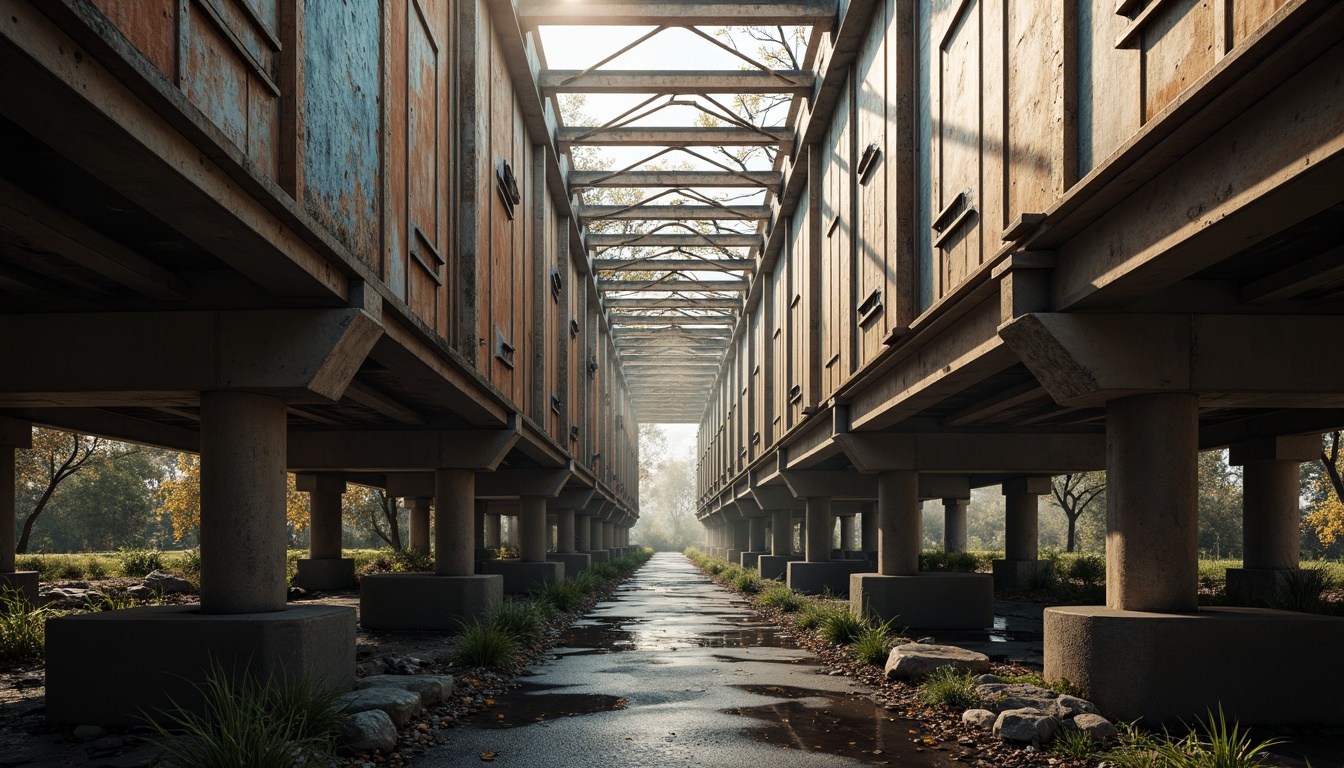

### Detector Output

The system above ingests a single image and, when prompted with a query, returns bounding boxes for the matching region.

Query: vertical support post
[878,471,920,576]
[558,509,576,554]
[408,497,432,554]
[519,496,547,563]
[1106,393,1199,612]
[434,469,474,577]
[474,501,488,551]
[771,510,792,555]
[748,517,767,551]
[1004,489,1039,562]
[804,497,832,562]
[307,481,345,561]
[591,517,603,551]
[484,511,501,549]
[943,498,968,553]
[577,513,592,551]
[1242,460,1301,571]
[0,445,15,574]
[839,514,856,552]
[860,503,877,552]
[199,391,287,615]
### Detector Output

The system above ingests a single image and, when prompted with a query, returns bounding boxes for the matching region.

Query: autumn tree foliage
[1306,432,1344,546]
[157,454,310,542]
[15,429,105,553]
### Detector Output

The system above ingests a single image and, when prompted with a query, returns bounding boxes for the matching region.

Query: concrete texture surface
[419,553,963,767]
[360,573,501,630]
[850,572,994,630]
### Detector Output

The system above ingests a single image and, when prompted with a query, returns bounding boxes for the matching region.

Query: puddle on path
[467,682,628,729]
[728,684,971,765]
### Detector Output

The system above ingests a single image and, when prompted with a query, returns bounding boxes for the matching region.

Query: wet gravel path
[416,553,961,767]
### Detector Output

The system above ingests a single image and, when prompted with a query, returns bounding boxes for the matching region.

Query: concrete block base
[993,559,1053,591]
[739,551,768,570]
[726,549,743,565]
[758,555,802,580]
[475,548,495,562]
[611,547,627,560]
[846,550,878,563]
[360,573,501,630]
[850,573,994,630]
[1225,568,1291,606]
[1045,606,1344,726]
[548,552,591,575]
[294,558,355,592]
[479,560,565,594]
[0,571,39,605]
[787,560,875,596]
[587,550,610,564]
[46,605,355,726]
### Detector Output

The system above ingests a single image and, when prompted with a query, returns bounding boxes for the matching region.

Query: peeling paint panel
[303,0,381,264]
[90,0,177,77]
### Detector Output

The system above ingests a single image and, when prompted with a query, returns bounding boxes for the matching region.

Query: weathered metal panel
[90,0,177,77]
[787,197,808,428]
[1141,0,1216,121]
[819,73,852,399]
[855,8,888,367]
[1077,0,1141,176]
[934,0,982,297]
[1232,0,1290,46]
[1007,0,1058,225]
[915,0,935,312]
[303,0,381,264]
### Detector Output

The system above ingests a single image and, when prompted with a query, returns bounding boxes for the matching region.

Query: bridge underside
[0,0,1342,732]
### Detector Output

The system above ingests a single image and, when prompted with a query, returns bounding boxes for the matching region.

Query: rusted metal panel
[1141,0,1216,121]
[90,0,176,76]
[1232,0,1291,46]
[302,0,381,264]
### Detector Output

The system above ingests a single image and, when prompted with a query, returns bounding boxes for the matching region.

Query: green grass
[1267,567,1338,615]
[0,588,55,661]
[918,666,983,710]
[489,600,546,643]
[998,671,1082,697]
[817,608,868,645]
[757,583,805,613]
[920,551,992,573]
[1107,708,1285,768]
[143,658,344,768]
[117,548,165,577]
[447,620,520,669]
[83,590,139,612]
[1052,727,1099,758]
[530,579,586,613]
[732,568,763,594]
[851,620,898,666]
[795,601,846,631]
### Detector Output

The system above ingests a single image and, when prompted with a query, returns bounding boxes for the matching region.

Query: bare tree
[1050,472,1105,553]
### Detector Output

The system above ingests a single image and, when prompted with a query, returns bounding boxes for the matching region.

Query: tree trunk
[383,495,402,551]
[1066,515,1077,553]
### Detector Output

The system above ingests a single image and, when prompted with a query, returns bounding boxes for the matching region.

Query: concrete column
[860,504,877,552]
[0,446,14,573]
[748,517,767,551]
[804,498,832,562]
[1106,393,1199,612]
[591,517,604,550]
[307,482,345,560]
[770,510,792,555]
[943,498,968,553]
[878,471,920,576]
[408,497,431,553]
[199,391,287,615]
[519,497,548,563]
[602,520,614,550]
[475,501,488,550]
[1003,492,1039,562]
[1242,459,1301,571]
[577,514,592,551]
[484,512,501,549]
[839,514,856,552]
[732,520,750,550]
[434,468,475,576]
[558,509,577,554]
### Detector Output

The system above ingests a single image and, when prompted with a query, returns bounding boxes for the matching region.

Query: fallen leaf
[480,753,496,762]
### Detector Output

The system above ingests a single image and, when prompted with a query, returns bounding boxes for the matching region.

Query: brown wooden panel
[788,205,808,428]
[855,9,888,367]
[1231,0,1290,47]
[1077,0,1141,176]
[935,0,982,298]
[820,75,851,399]
[1142,0,1215,121]
[91,0,176,77]
[1007,0,1057,223]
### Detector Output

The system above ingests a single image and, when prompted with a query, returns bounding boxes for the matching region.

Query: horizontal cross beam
[518,0,837,27]
[605,297,741,309]
[609,313,737,325]
[540,70,815,95]
[599,278,750,291]
[579,205,771,220]
[560,128,790,148]
[588,232,761,249]
[569,170,782,187]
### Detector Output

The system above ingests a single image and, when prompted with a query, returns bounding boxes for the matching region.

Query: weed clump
[918,666,982,710]
[0,588,53,661]
[758,584,804,613]
[447,620,520,669]
[117,548,165,577]
[530,579,585,613]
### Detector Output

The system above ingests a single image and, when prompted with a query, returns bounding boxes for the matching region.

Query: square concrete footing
[787,560,875,595]
[993,559,1053,591]
[758,555,802,580]
[587,550,610,563]
[739,551,768,570]
[548,552,591,575]
[1225,568,1291,606]
[294,558,356,591]
[479,560,564,594]
[475,548,495,562]
[46,604,355,726]
[1044,606,1344,726]
[0,571,39,605]
[726,549,743,565]
[846,550,878,563]
[850,573,994,630]
[360,573,501,630]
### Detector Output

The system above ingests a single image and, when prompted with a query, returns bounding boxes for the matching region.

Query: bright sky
[657,422,699,460]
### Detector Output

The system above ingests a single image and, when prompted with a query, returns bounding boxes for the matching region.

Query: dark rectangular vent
[495,158,520,219]
[493,327,515,368]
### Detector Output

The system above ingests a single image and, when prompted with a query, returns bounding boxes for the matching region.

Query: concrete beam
[579,205,771,221]
[0,310,382,406]
[588,233,761,249]
[518,0,837,27]
[570,170,781,188]
[0,416,31,449]
[781,471,879,499]
[476,468,573,499]
[540,70,814,95]
[833,432,1106,473]
[1000,313,1344,407]
[288,428,520,472]
[560,127,790,147]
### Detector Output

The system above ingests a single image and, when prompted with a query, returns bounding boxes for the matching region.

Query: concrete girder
[771,472,973,503]
[540,70,815,95]
[832,432,1106,473]
[570,170,782,188]
[588,233,761,249]
[288,427,520,472]
[595,259,756,272]
[1000,313,1344,408]
[0,309,383,407]
[579,205,771,221]
[476,468,573,499]
[518,0,837,27]
[599,278,750,291]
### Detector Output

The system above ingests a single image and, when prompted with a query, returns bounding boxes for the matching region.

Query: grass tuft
[851,619,898,666]
[795,601,845,631]
[817,608,868,645]
[757,584,804,613]
[117,548,165,577]
[1267,567,1337,615]
[918,666,983,710]
[732,568,763,594]
[1107,708,1285,768]
[530,579,586,613]
[0,588,53,661]
[488,600,545,643]
[1052,727,1098,758]
[447,620,520,669]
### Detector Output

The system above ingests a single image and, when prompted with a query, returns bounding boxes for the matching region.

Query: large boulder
[975,682,1099,719]
[143,571,193,595]
[994,708,1056,745]
[1069,713,1118,744]
[884,644,991,682]
[342,709,398,752]
[961,709,997,730]
[354,675,454,706]
[339,687,422,727]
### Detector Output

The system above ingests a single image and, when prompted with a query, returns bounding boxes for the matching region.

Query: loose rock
[341,709,398,753]
[884,644,991,682]
[143,571,193,595]
[994,708,1056,745]
[1070,713,1117,744]
[72,725,105,741]
[339,687,422,727]
[961,709,997,730]
[354,675,454,706]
